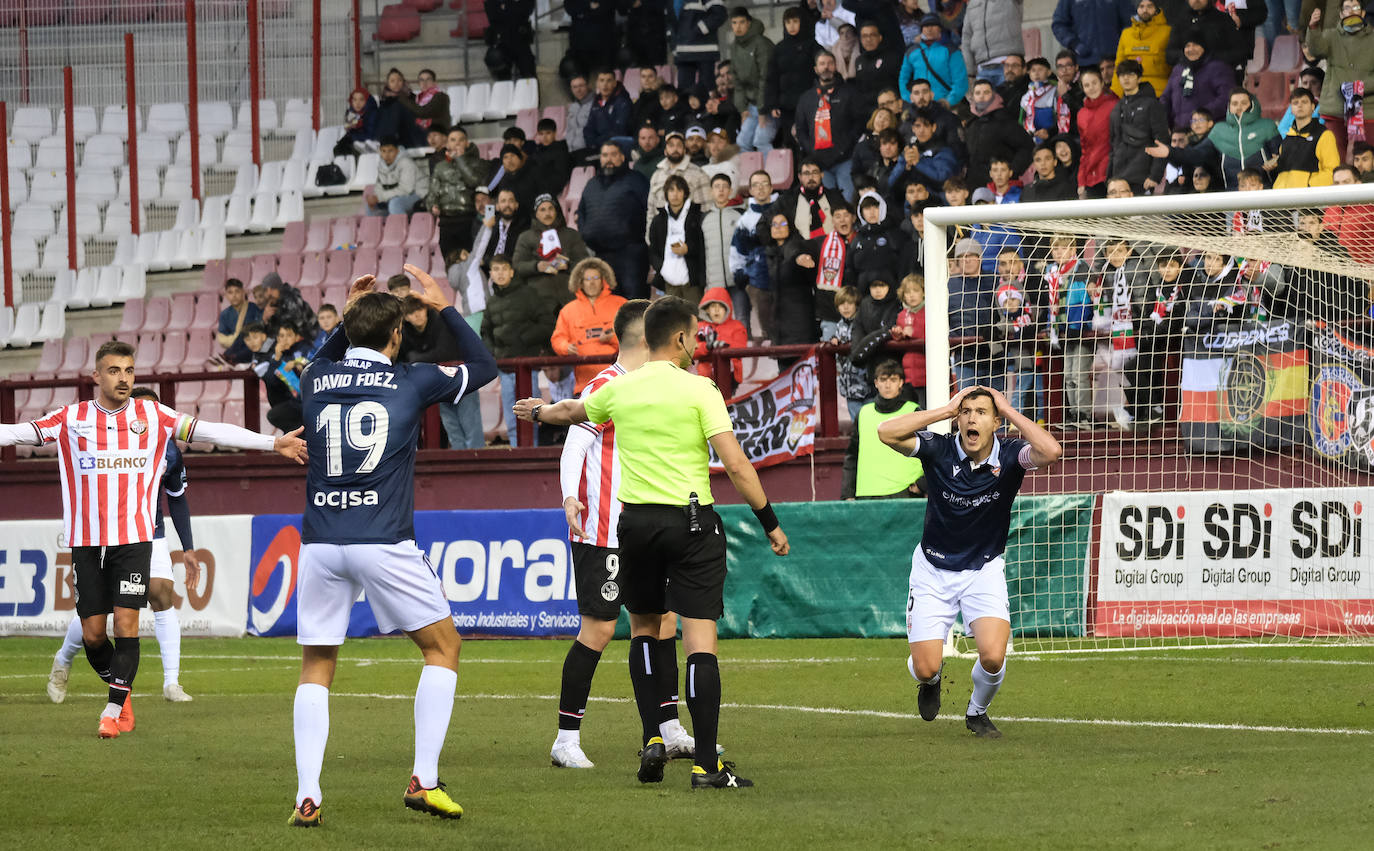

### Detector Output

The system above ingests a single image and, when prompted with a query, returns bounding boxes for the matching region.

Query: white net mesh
[923,184,1374,651]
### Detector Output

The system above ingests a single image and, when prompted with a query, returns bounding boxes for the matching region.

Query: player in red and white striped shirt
[0,339,306,739]
[550,301,706,769]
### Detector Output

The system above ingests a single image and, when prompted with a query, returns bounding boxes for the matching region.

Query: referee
[515,296,788,790]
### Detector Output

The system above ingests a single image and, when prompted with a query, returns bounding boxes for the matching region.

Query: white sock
[413,665,457,788]
[907,656,941,684]
[101,702,122,719]
[554,729,580,746]
[56,617,84,668]
[659,718,688,740]
[153,609,180,686]
[966,659,1005,716]
[294,683,330,807]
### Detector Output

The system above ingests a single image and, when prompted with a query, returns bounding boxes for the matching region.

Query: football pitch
[0,636,1370,849]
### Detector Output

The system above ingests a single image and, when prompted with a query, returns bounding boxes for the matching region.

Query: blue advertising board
[247,509,580,638]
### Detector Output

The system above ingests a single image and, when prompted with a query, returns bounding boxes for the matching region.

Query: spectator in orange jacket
[551,257,628,392]
[694,286,748,384]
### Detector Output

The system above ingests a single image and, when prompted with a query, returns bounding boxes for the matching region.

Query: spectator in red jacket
[694,286,748,383]
[1075,65,1118,198]
[1325,166,1374,263]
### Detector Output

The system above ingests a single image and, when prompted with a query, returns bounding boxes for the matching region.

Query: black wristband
[752,502,779,534]
[531,404,542,423]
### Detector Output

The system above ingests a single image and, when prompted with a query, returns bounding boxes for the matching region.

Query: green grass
[1,637,1371,849]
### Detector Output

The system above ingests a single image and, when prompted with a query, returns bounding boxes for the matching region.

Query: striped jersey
[28,398,196,548]
[569,363,625,548]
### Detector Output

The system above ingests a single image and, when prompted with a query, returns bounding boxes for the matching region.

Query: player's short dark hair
[958,387,1000,417]
[224,278,244,291]
[874,359,903,380]
[386,273,411,292]
[130,387,158,402]
[614,299,652,348]
[643,296,698,350]
[345,292,405,352]
[94,340,135,366]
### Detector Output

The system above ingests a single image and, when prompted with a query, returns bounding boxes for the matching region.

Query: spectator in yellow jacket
[1112,0,1171,97]
[1269,87,1341,189]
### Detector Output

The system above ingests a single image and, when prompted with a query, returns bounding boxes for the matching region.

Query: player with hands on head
[879,385,1062,738]
[514,296,786,790]
[0,340,306,741]
[286,264,496,827]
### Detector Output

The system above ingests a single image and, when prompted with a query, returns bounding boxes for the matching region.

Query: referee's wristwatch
[530,404,543,423]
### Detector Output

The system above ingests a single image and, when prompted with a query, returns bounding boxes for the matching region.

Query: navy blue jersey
[911,431,1035,571]
[152,440,187,541]
[300,348,473,544]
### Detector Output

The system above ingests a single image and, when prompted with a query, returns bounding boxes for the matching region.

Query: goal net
[920,183,1374,652]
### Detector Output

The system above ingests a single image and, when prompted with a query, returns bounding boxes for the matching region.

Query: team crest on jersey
[438,365,459,377]
[129,419,148,435]
[992,466,1001,477]
[600,581,619,601]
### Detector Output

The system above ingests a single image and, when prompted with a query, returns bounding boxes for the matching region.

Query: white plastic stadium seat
[199,101,236,137]
[28,171,68,206]
[7,139,33,170]
[135,232,163,270]
[348,153,379,192]
[6,168,28,209]
[289,129,315,163]
[11,107,53,143]
[82,134,126,169]
[56,106,100,143]
[40,236,85,272]
[219,131,255,167]
[12,202,56,240]
[279,159,307,194]
[324,156,355,197]
[37,302,67,342]
[175,132,218,167]
[200,196,227,232]
[247,192,278,233]
[199,225,227,261]
[75,167,118,203]
[34,136,69,170]
[257,161,284,196]
[100,104,139,140]
[273,191,304,229]
[10,237,40,274]
[282,98,313,131]
[231,163,259,197]
[223,194,251,235]
[49,269,77,305]
[310,126,344,165]
[90,265,119,307]
[460,83,490,123]
[58,200,102,237]
[147,102,189,137]
[103,200,144,239]
[446,85,466,127]
[0,306,14,346]
[236,99,279,133]
[117,166,161,203]
[136,134,173,168]
[175,228,202,268]
[173,199,200,230]
[8,304,41,347]
[512,78,539,113]
[161,164,194,203]
[117,265,148,301]
[111,233,138,266]
[155,231,183,270]
[485,81,515,119]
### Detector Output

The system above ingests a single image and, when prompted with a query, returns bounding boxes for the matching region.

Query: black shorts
[72,542,154,619]
[616,503,727,621]
[571,541,625,620]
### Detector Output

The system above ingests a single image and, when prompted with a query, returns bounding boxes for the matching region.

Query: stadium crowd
[215,0,1374,445]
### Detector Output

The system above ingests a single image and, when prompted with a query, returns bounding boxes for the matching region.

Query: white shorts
[905,547,1010,643]
[297,540,452,646]
[149,537,174,582]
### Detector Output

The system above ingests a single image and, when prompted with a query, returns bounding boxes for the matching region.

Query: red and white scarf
[1342,80,1366,143]
[537,228,563,261]
[415,85,440,130]
[813,87,834,151]
[816,229,848,291]
[1044,255,1078,324]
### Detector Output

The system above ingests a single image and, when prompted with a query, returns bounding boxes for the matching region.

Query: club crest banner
[709,352,818,472]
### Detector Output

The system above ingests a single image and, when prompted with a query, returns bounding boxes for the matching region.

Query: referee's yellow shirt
[582,360,733,506]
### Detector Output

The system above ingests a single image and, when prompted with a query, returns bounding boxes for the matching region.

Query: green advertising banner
[713,497,1095,639]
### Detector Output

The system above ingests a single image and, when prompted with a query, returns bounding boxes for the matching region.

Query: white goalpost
[921,183,1374,653]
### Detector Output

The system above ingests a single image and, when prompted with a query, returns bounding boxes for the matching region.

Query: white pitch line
[47,690,1365,738]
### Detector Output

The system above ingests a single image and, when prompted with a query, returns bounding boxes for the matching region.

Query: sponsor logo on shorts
[119,572,146,596]
[600,581,619,601]
[312,489,380,508]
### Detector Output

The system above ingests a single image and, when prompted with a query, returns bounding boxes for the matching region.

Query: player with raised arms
[0,341,307,740]
[287,265,496,827]
[47,387,201,705]
[879,386,1063,737]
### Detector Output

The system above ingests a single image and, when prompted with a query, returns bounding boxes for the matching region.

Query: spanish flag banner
[1179,319,1308,454]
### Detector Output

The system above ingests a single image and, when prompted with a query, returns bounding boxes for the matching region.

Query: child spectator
[694,287,748,384]
[890,274,927,408]
[482,255,560,446]
[845,192,899,287]
[335,87,378,157]
[225,320,271,366]
[988,281,1040,423]
[811,202,856,341]
[255,322,310,433]
[1090,238,1139,430]
[832,286,871,421]
[530,118,573,199]
[551,258,627,392]
[849,272,902,388]
[1125,250,1188,425]
[215,278,262,351]
[841,359,926,500]
[312,303,339,351]
[1019,57,1059,143]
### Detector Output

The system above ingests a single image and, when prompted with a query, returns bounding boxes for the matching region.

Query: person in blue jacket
[899,15,968,107]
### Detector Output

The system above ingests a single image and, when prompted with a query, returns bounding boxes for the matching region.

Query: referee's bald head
[614,299,651,350]
[644,296,698,352]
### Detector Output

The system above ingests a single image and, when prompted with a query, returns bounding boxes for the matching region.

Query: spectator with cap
[700,126,742,187]
[512,194,590,305]
[215,278,262,351]
[728,7,776,154]
[494,142,539,212]
[900,15,968,107]
[967,188,1021,274]
[961,0,1025,87]
[1159,29,1232,128]
[684,125,711,165]
[366,136,423,216]
[795,49,866,201]
[648,130,713,208]
[578,142,652,300]
[675,0,730,93]
[1110,0,1171,97]
[765,7,817,151]
[530,118,573,199]
[1053,0,1135,68]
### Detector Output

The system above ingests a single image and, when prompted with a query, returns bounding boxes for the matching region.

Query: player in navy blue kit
[288,265,496,827]
[879,386,1063,738]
